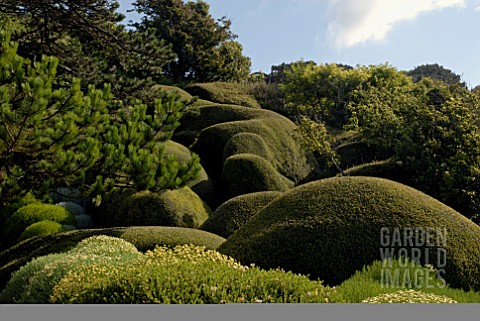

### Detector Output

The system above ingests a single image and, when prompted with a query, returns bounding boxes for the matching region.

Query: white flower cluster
[362,290,457,304]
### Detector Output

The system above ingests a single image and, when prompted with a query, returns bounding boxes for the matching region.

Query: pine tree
[0,29,200,205]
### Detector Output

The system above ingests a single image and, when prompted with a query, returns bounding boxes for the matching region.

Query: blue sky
[118,0,480,87]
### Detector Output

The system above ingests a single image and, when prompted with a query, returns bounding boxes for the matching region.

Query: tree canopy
[133,0,252,83]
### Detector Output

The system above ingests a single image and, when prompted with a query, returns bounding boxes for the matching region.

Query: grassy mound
[100,187,211,228]
[185,82,261,109]
[3,204,76,245]
[219,176,480,290]
[18,221,67,241]
[223,154,294,197]
[331,259,480,303]
[200,191,283,238]
[0,227,226,292]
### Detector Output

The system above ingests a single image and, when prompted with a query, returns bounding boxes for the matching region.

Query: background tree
[407,63,465,86]
[0,0,176,99]
[133,0,251,83]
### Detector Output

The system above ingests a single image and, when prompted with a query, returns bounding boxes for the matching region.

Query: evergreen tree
[0,30,201,205]
[133,0,251,83]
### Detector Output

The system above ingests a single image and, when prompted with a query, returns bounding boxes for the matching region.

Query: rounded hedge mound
[149,84,193,101]
[223,132,274,163]
[185,82,261,109]
[178,104,278,133]
[223,154,294,197]
[219,176,480,290]
[18,220,67,241]
[101,187,211,228]
[193,117,314,182]
[3,204,76,245]
[163,141,211,188]
[200,191,283,238]
[0,226,226,292]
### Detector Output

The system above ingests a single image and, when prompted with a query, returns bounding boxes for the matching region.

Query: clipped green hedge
[193,117,314,182]
[223,132,274,163]
[0,226,226,292]
[178,104,279,133]
[18,220,67,241]
[340,158,411,184]
[201,191,282,238]
[219,176,480,290]
[223,154,294,197]
[149,84,193,101]
[3,204,76,245]
[185,82,261,109]
[100,187,211,228]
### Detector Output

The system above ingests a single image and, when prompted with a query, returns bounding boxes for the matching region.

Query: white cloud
[327,0,465,49]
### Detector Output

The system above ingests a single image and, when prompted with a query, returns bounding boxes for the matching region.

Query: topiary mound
[149,84,193,102]
[222,154,294,197]
[163,140,216,206]
[200,191,283,238]
[219,176,480,291]
[173,102,318,203]
[0,226,226,292]
[100,187,211,228]
[185,82,261,109]
[193,117,315,182]
[223,132,274,163]
[3,204,76,245]
[18,220,67,241]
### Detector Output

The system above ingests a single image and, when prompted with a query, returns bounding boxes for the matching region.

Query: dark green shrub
[223,154,293,197]
[335,140,392,169]
[3,204,76,245]
[219,176,480,291]
[0,226,226,292]
[50,244,333,304]
[100,187,211,228]
[201,191,282,238]
[223,132,274,163]
[18,220,67,241]
[185,82,261,109]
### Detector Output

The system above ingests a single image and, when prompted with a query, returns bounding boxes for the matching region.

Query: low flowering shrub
[361,290,457,304]
[51,244,334,304]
